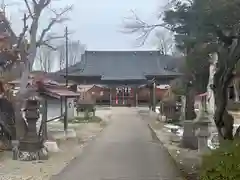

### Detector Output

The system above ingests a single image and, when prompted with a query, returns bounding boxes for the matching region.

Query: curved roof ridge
[56,50,181,80]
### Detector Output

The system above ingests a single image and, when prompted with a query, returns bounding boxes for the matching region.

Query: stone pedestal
[196,129,210,154]
[181,120,198,150]
[195,112,211,154]
[44,141,60,153]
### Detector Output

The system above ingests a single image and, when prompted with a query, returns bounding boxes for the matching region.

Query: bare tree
[69,41,85,65]
[56,40,85,70]
[0,0,20,13]
[58,43,65,70]
[122,10,167,46]
[37,45,53,72]
[153,30,174,55]
[121,0,181,46]
[9,0,73,138]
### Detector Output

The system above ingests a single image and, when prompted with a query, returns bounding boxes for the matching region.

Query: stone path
[51,107,183,180]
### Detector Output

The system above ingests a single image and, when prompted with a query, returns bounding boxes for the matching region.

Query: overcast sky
[7,0,167,50]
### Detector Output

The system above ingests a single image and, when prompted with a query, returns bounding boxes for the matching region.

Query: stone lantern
[13,98,48,161]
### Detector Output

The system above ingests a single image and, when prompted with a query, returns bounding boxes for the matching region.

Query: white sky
[6,0,167,50]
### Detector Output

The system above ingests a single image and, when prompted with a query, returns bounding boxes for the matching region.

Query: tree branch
[122,10,171,46]
[23,0,33,18]
[36,5,73,47]
[41,42,57,51]
[32,0,37,6]
[39,0,51,9]
[17,14,28,49]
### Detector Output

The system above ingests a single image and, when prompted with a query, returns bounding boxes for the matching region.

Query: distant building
[53,50,182,106]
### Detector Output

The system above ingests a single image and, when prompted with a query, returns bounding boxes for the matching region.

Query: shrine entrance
[113,86,135,106]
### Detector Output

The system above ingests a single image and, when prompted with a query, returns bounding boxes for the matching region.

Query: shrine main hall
[54,50,182,106]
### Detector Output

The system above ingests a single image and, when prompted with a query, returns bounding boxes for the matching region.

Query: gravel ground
[139,110,200,180]
[51,107,182,180]
[0,119,109,180]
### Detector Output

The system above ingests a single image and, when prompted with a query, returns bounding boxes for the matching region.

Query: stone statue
[206,52,218,127]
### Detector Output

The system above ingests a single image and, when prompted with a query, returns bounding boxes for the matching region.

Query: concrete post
[41,98,48,140]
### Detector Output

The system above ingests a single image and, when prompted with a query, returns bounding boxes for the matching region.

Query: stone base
[181,120,198,150]
[44,140,60,153]
[12,146,48,161]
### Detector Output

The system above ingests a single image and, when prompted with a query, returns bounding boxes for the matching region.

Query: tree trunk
[233,79,240,102]
[14,18,38,140]
[14,63,31,139]
[214,87,234,140]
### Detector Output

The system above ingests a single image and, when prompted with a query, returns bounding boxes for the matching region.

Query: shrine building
[55,50,182,106]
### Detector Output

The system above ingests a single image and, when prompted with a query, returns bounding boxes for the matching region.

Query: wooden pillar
[133,86,138,107]
[64,97,68,132]
[149,86,153,110]
[60,97,63,115]
[42,98,48,140]
[135,87,138,107]
[123,86,125,105]
[110,87,112,106]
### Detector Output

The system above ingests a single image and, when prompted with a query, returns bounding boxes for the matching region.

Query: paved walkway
[51,107,182,180]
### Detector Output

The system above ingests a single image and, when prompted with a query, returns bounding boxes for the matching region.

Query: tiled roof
[43,86,79,98]
[77,85,95,92]
[63,51,181,81]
